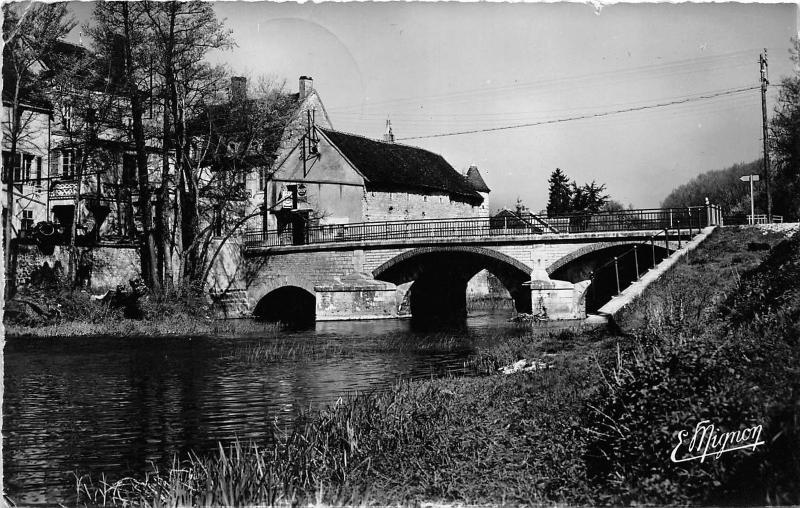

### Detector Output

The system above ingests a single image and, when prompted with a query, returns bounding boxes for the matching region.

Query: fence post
[589,271,594,307]
[651,235,656,268]
[634,246,640,281]
[614,257,621,295]
[677,220,682,249]
[664,228,669,255]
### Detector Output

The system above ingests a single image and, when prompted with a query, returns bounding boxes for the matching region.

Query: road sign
[740,175,760,223]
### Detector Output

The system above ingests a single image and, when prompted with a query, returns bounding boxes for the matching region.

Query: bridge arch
[546,240,659,275]
[372,246,534,321]
[547,240,671,312]
[373,246,533,280]
[249,275,317,324]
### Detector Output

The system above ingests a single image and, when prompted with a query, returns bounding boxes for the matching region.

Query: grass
[7,315,280,338]
[70,225,800,505]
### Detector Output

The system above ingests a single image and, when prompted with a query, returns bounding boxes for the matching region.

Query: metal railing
[587,217,704,310]
[244,205,718,249]
[723,214,784,225]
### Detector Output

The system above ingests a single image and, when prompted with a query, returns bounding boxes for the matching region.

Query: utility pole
[760,48,772,222]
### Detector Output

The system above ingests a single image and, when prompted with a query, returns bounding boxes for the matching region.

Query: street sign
[740,175,761,223]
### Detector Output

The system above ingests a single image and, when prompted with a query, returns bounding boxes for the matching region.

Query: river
[3,310,534,505]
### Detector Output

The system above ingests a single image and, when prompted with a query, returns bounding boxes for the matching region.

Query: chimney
[383,118,395,143]
[299,76,313,100]
[230,76,247,103]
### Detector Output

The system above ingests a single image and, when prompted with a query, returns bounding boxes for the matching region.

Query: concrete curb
[586,226,718,325]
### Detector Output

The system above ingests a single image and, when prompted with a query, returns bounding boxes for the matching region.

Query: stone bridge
[209,227,699,323]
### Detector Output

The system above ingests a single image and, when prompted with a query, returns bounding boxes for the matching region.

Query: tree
[88,2,162,289]
[2,2,75,296]
[189,76,299,283]
[770,37,800,221]
[143,0,232,285]
[570,180,608,214]
[661,160,764,214]
[46,43,127,285]
[602,199,625,212]
[546,168,572,215]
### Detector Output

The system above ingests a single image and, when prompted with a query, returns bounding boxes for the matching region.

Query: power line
[335,83,761,122]
[395,86,760,141]
[329,48,771,113]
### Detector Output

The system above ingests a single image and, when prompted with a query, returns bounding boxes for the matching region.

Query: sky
[66,1,799,212]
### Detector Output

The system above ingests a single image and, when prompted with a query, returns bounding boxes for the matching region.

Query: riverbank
[3,285,281,338]
[74,225,800,505]
[6,315,281,338]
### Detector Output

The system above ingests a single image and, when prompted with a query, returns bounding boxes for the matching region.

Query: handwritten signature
[670,420,765,463]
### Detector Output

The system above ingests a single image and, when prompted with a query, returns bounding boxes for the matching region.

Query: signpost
[740,174,760,224]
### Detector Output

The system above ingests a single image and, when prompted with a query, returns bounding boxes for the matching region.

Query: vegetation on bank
[72,226,799,505]
[4,284,278,338]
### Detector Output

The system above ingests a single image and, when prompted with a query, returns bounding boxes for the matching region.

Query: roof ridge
[318,126,450,160]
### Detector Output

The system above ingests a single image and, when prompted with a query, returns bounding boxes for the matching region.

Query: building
[2,39,166,249]
[1,96,52,239]
[248,77,491,240]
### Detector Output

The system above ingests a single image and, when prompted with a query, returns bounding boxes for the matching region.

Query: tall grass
[8,315,281,338]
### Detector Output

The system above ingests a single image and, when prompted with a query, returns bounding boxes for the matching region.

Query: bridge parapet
[243,205,719,250]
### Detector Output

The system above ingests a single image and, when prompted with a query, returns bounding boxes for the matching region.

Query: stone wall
[363,190,485,222]
[14,243,141,293]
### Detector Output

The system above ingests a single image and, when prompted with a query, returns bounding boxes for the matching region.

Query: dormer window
[62,104,73,131]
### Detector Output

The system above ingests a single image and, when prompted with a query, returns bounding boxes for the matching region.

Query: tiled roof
[320,128,482,201]
[465,166,491,193]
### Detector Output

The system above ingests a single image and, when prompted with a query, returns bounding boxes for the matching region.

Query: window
[35,156,42,186]
[2,151,20,183]
[213,204,223,237]
[258,167,267,191]
[61,150,76,178]
[122,153,137,186]
[236,169,247,187]
[21,154,34,183]
[21,210,33,231]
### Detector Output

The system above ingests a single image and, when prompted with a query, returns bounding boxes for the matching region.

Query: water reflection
[4,311,530,504]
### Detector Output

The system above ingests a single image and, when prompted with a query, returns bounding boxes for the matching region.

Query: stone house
[248,78,491,238]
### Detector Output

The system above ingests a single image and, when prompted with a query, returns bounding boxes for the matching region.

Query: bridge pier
[315,272,403,321]
[527,266,590,320]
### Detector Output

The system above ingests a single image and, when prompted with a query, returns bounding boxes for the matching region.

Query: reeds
[8,315,282,338]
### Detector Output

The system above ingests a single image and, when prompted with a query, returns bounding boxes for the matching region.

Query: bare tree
[2,2,75,296]
[143,0,232,285]
[88,2,162,289]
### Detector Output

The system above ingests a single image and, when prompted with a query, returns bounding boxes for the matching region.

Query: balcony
[49,180,79,200]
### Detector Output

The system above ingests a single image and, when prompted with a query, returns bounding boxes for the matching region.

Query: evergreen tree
[569,180,608,214]
[546,168,572,216]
